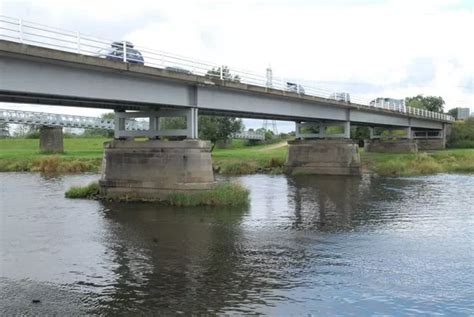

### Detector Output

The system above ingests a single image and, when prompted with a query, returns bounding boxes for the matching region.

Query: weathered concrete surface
[285,139,361,176]
[39,126,63,153]
[99,140,215,200]
[364,139,417,153]
[416,138,446,151]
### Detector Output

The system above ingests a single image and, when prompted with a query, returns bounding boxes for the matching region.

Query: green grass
[212,142,287,174]
[65,182,100,199]
[0,138,107,172]
[167,183,250,206]
[65,181,249,206]
[3,137,474,177]
[362,148,474,176]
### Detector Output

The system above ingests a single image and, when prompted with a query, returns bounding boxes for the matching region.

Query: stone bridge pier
[39,126,64,153]
[285,121,361,176]
[99,108,215,200]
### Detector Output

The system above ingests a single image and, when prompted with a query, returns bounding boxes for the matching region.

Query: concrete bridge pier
[413,127,446,150]
[285,121,361,176]
[39,126,64,153]
[99,108,215,200]
[364,126,418,153]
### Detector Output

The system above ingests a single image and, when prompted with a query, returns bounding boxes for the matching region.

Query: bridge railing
[233,131,266,140]
[0,16,454,122]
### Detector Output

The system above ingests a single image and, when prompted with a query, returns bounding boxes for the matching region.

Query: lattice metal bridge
[0,108,265,140]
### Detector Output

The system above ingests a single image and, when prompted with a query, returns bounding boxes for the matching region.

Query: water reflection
[1,173,473,315]
[288,175,368,231]
[90,203,250,314]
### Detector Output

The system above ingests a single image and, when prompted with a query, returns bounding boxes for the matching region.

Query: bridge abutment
[99,139,215,200]
[39,126,63,153]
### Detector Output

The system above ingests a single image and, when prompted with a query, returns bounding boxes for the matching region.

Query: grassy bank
[212,140,287,174]
[65,181,249,206]
[0,138,287,174]
[362,149,474,176]
[0,138,105,172]
[2,138,474,177]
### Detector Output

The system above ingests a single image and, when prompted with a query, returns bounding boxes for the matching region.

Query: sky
[1,0,473,132]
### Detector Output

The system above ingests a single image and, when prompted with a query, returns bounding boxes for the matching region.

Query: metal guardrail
[0,15,454,122]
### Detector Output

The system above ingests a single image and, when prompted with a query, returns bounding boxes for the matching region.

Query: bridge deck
[0,40,450,131]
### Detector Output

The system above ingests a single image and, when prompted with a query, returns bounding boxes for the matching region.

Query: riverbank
[362,149,474,176]
[0,138,288,174]
[1,138,473,176]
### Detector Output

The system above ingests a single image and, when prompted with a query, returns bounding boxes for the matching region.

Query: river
[0,172,473,315]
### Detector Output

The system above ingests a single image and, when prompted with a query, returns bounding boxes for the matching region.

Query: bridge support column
[114,108,198,140]
[365,127,417,153]
[39,126,63,153]
[286,121,361,176]
[100,109,214,200]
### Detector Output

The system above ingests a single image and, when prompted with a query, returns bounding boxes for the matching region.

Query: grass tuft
[65,182,100,199]
[167,183,249,207]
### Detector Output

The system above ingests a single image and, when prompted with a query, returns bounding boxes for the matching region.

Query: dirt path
[258,141,288,151]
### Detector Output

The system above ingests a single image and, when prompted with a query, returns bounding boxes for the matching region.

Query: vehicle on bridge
[370,97,405,109]
[98,41,144,65]
[165,66,193,75]
[286,82,305,94]
[329,92,351,103]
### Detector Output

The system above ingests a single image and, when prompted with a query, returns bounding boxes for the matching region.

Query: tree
[448,117,474,148]
[206,65,241,83]
[198,116,243,150]
[160,115,244,151]
[447,108,458,119]
[405,95,445,113]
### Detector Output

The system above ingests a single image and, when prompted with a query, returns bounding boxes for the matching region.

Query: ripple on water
[0,172,473,315]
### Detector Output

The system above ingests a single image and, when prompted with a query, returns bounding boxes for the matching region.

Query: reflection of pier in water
[287,175,412,232]
[89,203,274,314]
[83,175,417,314]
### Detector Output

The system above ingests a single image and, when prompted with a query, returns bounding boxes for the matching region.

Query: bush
[448,118,474,148]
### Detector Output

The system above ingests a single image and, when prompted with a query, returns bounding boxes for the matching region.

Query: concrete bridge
[0,17,453,199]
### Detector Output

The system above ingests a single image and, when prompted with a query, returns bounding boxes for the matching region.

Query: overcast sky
[1,0,473,131]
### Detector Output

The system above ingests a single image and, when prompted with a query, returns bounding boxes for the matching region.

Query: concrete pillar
[285,139,361,176]
[99,139,215,200]
[39,126,63,153]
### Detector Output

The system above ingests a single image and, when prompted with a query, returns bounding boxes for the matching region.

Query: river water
[0,172,473,315]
